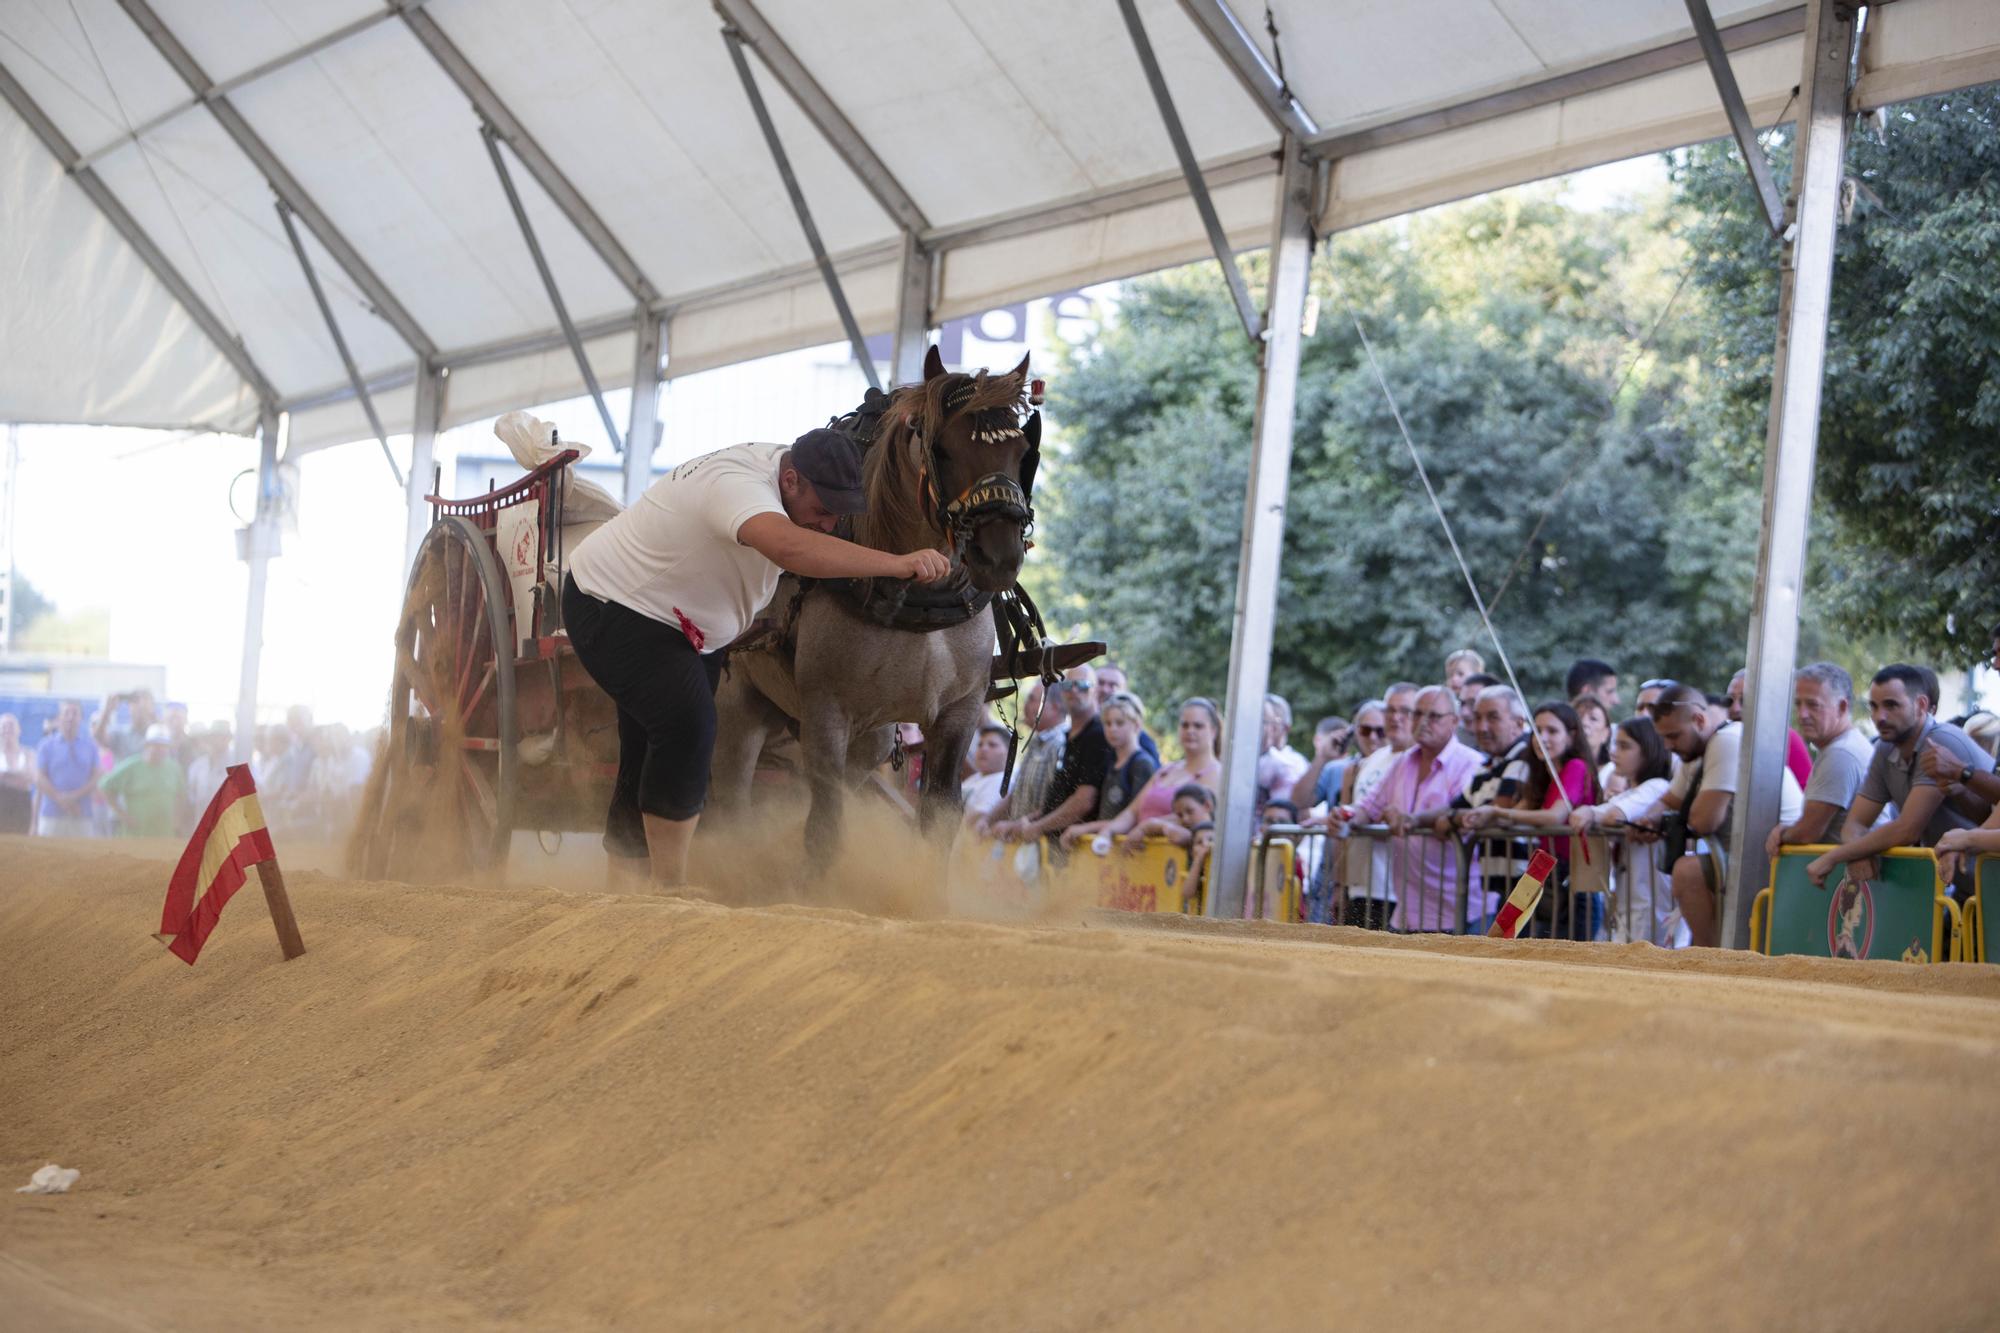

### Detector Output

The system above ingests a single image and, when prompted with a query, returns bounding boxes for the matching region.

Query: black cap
[788,428,868,515]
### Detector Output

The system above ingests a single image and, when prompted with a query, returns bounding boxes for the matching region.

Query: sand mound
[4,836,1999,1330]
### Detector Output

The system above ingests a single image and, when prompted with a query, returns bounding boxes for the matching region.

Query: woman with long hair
[1568,715,1683,945]
[1090,698,1224,853]
[1572,695,1617,795]
[1502,701,1603,939]
[1059,691,1160,848]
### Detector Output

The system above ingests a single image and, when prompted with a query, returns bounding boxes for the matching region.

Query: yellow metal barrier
[946,833,1048,916]
[1057,835,1206,916]
[1246,836,1300,923]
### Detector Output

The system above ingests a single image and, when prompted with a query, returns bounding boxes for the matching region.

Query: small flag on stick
[1487,849,1558,940]
[157,764,305,964]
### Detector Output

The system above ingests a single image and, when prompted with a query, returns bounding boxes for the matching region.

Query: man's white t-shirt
[1668,721,1803,850]
[566,443,789,651]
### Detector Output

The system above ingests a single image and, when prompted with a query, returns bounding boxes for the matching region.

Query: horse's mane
[853,364,1028,553]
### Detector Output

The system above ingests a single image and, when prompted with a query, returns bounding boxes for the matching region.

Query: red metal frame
[427,447,579,643]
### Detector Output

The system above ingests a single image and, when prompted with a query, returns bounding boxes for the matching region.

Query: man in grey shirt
[1767,662,1876,857]
[1807,664,1996,893]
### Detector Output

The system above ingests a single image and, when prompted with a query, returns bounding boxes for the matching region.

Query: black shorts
[561,574,725,855]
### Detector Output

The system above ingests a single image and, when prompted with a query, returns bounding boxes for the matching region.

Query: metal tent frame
[0,0,1977,937]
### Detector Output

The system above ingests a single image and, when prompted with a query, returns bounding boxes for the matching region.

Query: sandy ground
[4,832,2000,1331]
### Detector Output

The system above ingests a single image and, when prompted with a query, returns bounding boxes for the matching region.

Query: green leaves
[1034,89,2000,730]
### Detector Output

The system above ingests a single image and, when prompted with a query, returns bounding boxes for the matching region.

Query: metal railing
[1251,822,1687,943]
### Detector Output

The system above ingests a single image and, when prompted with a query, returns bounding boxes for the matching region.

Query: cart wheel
[363,516,518,881]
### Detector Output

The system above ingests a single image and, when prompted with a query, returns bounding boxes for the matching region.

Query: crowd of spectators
[0,689,377,843]
[940,625,2000,950]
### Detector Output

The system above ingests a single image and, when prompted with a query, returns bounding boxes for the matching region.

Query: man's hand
[1455,806,1497,833]
[898,550,952,583]
[1383,808,1411,837]
[1921,737,1962,785]
[1804,852,1836,888]
[1313,728,1346,764]
[1432,813,1455,838]
[1764,823,1785,860]
[1938,849,1963,887]
[1848,855,1879,887]
[991,818,1037,844]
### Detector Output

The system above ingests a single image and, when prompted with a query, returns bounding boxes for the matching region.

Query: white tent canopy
[3,0,1995,448]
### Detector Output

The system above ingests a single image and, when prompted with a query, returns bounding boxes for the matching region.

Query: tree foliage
[1672,86,2000,666]
[1040,190,1737,724]
[1034,90,2000,729]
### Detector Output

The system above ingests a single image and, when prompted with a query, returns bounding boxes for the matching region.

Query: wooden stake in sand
[157,764,306,964]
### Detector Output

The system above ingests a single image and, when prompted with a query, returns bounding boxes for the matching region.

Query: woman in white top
[1567,715,1685,946]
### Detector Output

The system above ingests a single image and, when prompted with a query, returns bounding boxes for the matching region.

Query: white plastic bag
[493,411,623,524]
[17,1164,80,1194]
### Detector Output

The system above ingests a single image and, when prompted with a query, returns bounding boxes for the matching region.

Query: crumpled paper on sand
[17,1164,80,1194]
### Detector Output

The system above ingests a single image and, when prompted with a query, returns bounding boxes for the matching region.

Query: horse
[708,345,1040,859]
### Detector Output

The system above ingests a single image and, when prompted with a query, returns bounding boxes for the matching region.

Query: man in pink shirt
[1336,685,1483,932]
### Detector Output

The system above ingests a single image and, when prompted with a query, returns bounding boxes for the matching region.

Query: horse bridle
[922,380,1042,558]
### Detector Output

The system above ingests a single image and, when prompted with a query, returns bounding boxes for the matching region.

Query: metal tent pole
[624,312,664,507]
[235,405,283,764]
[1684,0,1787,235]
[405,365,444,572]
[1209,137,1316,920]
[890,232,932,385]
[1722,0,1858,949]
[276,199,405,488]
[1117,0,1264,343]
[480,125,624,453]
[721,22,881,392]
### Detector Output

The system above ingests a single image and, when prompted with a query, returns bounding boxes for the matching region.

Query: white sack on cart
[494,411,623,524]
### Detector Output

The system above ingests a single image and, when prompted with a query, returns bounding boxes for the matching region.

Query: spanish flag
[157,764,276,964]
[1488,849,1557,941]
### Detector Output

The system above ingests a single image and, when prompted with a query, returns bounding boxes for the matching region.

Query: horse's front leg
[800,696,852,866]
[919,693,984,837]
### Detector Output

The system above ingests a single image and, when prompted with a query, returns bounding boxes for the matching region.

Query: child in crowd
[1568,715,1686,946]
[959,724,1012,826]
[1184,822,1216,913]
[1125,780,1214,847]
[1243,799,1306,921]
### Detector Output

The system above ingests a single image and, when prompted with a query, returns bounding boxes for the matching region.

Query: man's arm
[1290,756,1330,812]
[89,697,118,748]
[1806,788,1943,885]
[1022,785,1099,840]
[1921,737,2000,807]
[736,515,949,582]
[1685,788,1732,838]
[1767,799,1843,858]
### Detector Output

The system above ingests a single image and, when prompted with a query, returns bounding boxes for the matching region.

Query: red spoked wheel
[359,516,518,881]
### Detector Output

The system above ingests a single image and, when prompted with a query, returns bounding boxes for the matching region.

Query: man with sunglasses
[1334,685,1482,931]
[1632,678,1676,722]
[1650,683,1802,946]
[988,665,1112,851]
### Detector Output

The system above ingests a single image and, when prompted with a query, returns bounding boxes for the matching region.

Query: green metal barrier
[1751,846,1959,964]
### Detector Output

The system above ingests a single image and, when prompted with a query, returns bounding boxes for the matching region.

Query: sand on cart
[3,834,1998,1331]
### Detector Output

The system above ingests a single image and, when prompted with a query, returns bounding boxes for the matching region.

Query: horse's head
[862,345,1040,593]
